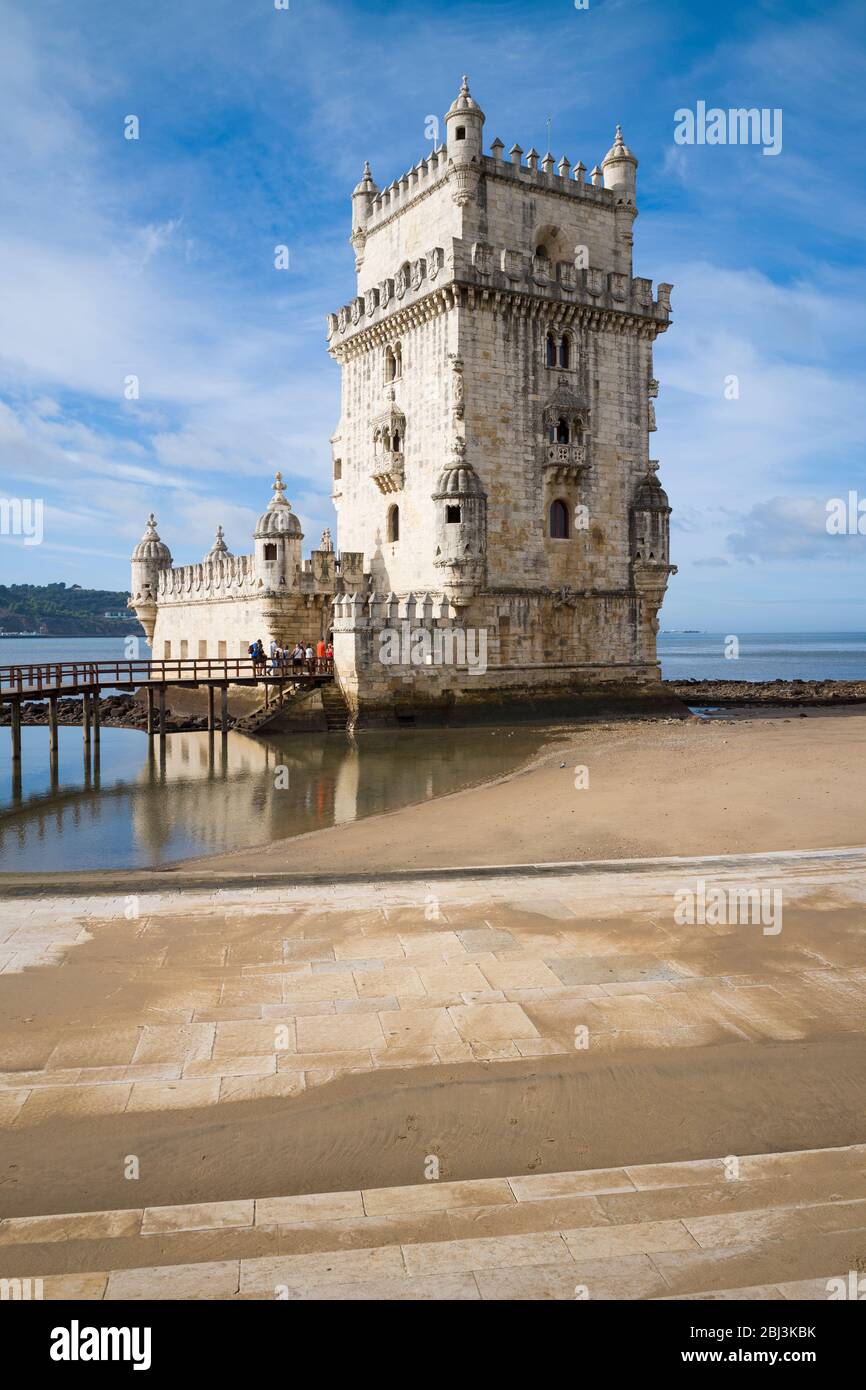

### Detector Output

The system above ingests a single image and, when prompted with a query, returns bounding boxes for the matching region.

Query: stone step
[2,1144,864,1300]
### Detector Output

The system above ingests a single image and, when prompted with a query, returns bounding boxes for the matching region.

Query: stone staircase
[3,1144,864,1300]
[320,680,351,732]
[234,683,314,735]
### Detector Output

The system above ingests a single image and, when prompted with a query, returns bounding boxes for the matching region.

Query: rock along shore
[664,678,866,706]
[0,692,234,733]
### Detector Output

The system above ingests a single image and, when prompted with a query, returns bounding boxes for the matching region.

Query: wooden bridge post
[48,694,58,753]
[207,685,215,733]
[82,692,91,746]
[9,699,21,764]
[92,686,101,745]
[146,687,155,737]
[220,684,228,734]
[158,686,167,740]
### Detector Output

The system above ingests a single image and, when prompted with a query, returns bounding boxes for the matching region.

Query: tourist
[316,636,326,671]
[291,641,304,672]
[325,641,334,670]
[305,642,314,674]
[254,639,266,675]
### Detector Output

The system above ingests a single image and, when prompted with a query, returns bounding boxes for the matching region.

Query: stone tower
[327,78,676,715]
[326,79,676,718]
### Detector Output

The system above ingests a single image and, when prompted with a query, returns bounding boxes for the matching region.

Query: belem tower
[129,78,675,723]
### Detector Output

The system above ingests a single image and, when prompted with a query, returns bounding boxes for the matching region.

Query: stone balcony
[543,443,588,483]
[371,453,404,495]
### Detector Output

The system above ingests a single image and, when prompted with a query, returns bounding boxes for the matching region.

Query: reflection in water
[0,724,547,872]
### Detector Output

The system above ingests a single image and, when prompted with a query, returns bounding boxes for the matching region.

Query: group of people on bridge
[247,637,334,678]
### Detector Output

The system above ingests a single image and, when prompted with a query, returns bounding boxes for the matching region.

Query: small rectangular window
[198,640,207,658]
[263,542,277,561]
[218,640,227,659]
[446,505,461,523]
[333,459,342,480]
[163,641,171,658]
[180,640,188,659]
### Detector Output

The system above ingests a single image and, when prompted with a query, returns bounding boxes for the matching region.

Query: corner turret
[254,472,303,589]
[432,440,487,606]
[602,125,638,204]
[129,514,172,643]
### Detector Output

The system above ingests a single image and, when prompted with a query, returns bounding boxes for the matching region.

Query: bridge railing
[0,658,255,695]
[0,657,336,696]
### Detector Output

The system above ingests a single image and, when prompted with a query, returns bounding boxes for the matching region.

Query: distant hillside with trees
[0,583,145,636]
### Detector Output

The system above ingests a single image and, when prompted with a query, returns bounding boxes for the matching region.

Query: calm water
[658,632,866,682]
[0,725,547,872]
[3,632,864,872]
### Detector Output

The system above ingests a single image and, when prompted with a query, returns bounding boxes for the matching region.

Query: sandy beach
[180,709,866,877]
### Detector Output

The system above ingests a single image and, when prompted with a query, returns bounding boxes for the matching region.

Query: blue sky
[0,0,864,630]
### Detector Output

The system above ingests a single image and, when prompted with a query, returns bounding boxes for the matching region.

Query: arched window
[545,332,557,368]
[387,505,400,543]
[549,499,569,539]
[393,344,402,379]
[559,335,570,369]
[574,419,583,445]
[384,347,396,382]
[392,431,401,453]
[548,418,570,444]
[536,244,549,262]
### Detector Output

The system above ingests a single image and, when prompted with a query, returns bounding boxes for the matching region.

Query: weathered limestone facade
[128,477,362,661]
[327,78,675,718]
[131,79,675,723]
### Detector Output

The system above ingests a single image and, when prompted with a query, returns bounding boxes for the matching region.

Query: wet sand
[3,1039,865,1236]
[182,710,866,876]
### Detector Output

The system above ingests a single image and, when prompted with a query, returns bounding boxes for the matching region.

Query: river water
[3,631,865,872]
[0,725,547,872]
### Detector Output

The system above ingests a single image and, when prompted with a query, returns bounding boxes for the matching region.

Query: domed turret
[630,467,671,567]
[602,125,638,203]
[130,514,173,644]
[254,473,303,588]
[445,76,485,204]
[132,513,171,567]
[351,161,379,233]
[432,440,487,605]
[205,525,233,562]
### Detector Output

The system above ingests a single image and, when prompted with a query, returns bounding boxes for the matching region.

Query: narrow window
[263,542,277,561]
[393,344,402,379]
[387,504,400,543]
[546,333,556,367]
[218,640,227,659]
[198,640,207,658]
[556,418,570,443]
[392,432,401,453]
[384,347,396,382]
[180,639,188,659]
[446,504,461,523]
[550,499,569,539]
[333,458,342,480]
[455,126,466,140]
[559,336,570,369]
[163,640,171,658]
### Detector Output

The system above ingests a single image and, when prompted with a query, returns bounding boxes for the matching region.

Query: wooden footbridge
[1,657,336,762]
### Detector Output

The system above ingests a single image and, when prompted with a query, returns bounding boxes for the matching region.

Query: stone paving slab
[2,1144,865,1299]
